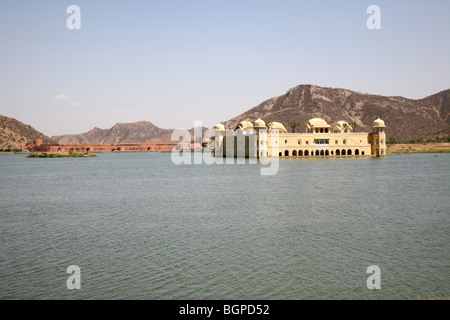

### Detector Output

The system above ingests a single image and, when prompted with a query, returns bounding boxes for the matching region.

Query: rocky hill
[222,85,450,141]
[4,85,449,146]
[52,121,174,144]
[52,121,210,144]
[0,115,55,149]
[146,127,210,143]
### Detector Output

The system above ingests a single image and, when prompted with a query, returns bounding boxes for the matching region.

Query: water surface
[0,153,448,299]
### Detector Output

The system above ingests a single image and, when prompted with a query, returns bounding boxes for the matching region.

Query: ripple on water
[0,153,449,299]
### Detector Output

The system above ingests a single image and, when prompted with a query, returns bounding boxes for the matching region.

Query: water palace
[213,117,386,158]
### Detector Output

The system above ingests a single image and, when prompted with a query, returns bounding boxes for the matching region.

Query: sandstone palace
[213,117,386,158]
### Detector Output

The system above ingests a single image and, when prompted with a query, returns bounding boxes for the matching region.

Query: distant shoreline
[387,143,450,154]
[2,143,450,155]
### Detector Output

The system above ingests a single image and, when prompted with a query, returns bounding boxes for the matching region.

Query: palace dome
[332,121,353,132]
[307,118,330,128]
[254,118,266,128]
[268,122,287,133]
[235,120,254,131]
[214,123,225,132]
[373,118,386,128]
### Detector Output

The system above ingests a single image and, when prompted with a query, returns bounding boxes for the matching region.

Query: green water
[0,153,448,299]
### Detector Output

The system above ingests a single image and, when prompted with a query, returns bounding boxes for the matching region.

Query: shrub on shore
[0,148,22,152]
[27,151,96,158]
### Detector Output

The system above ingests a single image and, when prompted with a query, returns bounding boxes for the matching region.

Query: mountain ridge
[221,85,450,140]
[2,85,449,147]
[51,121,210,144]
[0,115,56,149]
[51,121,174,144]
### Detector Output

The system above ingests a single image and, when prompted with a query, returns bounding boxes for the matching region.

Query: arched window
[325,150,329,156]
[355,149,359,156]
[279,152,282,156]
[284,150,289,156]
[292,150,297,156]
[245,136,250,158]
[342,149,346,155]
[331,150,334,155]
[336,149,340,156]
[299,150,303,156]
[320,150,324,156]
[305,150,309,156]
[348,149,352,155]
[315,150,320,156]
[362,151,365,155]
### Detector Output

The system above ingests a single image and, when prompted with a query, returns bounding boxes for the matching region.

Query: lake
[0,152,448,299]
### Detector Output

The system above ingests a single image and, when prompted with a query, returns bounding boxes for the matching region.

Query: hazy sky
[0,0,449,136]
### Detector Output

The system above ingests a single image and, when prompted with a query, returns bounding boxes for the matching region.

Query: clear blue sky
[0,0,449,136]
